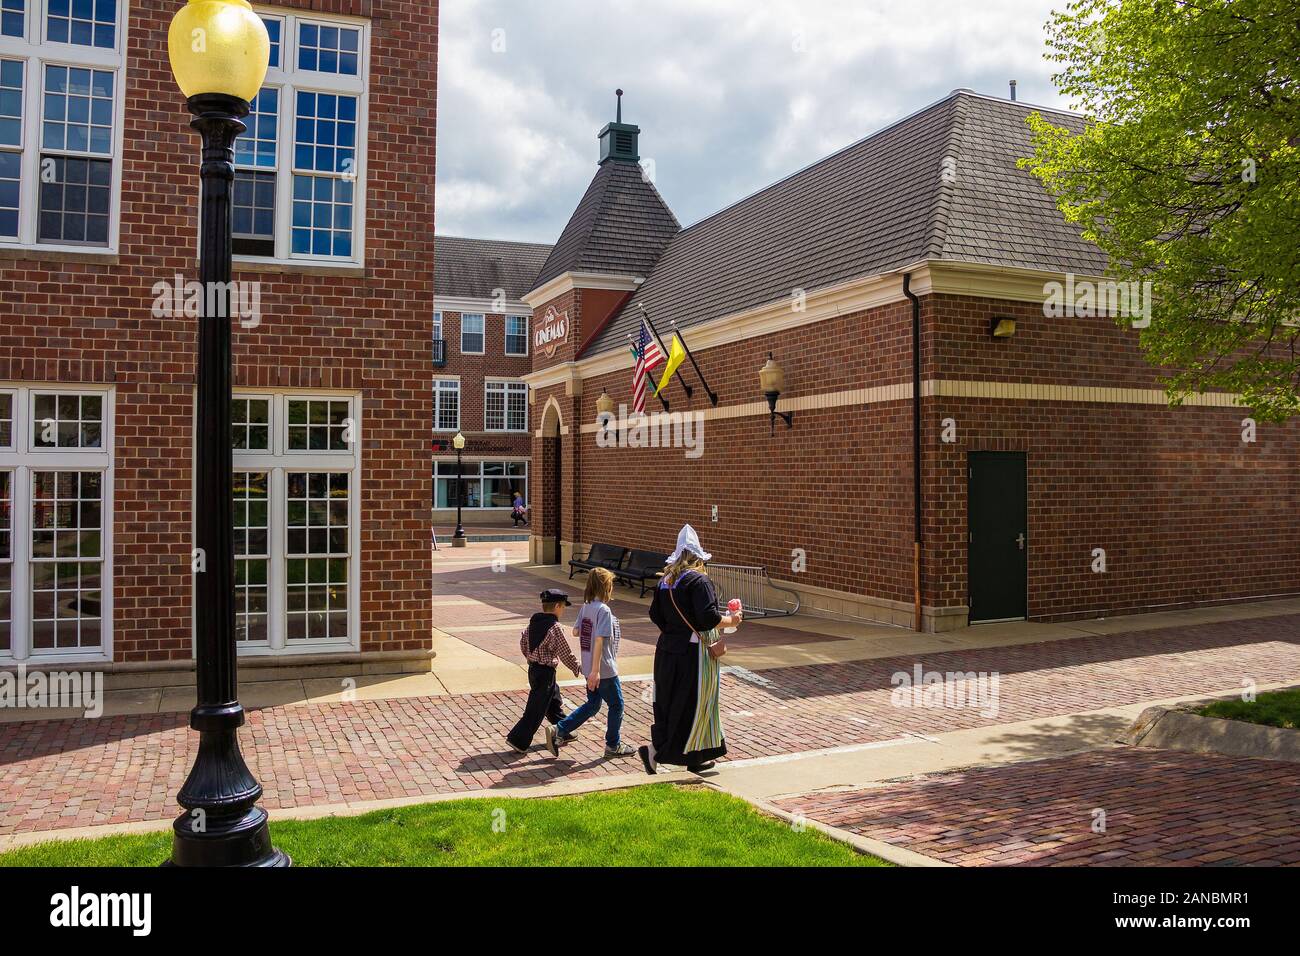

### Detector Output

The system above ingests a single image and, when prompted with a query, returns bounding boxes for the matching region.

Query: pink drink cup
[724,598,742,634]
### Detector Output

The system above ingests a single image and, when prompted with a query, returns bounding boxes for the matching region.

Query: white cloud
[435,0,1069,242]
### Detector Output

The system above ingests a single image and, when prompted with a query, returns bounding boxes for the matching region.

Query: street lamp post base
[167,806,291,868]
[452,536,467,548]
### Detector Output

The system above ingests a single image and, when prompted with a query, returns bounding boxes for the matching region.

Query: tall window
[0,0,125,248]
[0,385,112,662]
[460,313,484,354]
[433,379,459,431]
[233,12,368,264]
[484,381,527,432]
[231,392,359,654]
[505,314,528,356]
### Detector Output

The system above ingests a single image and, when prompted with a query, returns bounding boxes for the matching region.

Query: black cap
[540,589,571,606]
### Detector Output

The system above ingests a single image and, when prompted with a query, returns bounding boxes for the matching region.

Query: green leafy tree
[1022,0,1300,420]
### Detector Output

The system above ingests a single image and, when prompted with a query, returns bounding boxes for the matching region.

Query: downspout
[903,273,922,632]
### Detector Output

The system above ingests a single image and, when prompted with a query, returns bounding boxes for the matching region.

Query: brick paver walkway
[2,614,1297,835]
[777,748,1300,866]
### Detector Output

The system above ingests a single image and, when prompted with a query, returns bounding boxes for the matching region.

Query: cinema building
[0,0,435,670]
[523,90,1300,631]
[432,235,551,525]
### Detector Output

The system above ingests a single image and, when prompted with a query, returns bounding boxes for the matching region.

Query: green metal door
[967,452,1027,622]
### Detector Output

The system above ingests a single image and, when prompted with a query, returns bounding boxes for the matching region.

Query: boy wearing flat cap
[505,589,582,753]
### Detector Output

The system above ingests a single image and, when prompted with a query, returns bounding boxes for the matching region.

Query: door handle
[1016,533,1026,550]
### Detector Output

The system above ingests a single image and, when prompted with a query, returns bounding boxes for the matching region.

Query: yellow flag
[654,334,687,395]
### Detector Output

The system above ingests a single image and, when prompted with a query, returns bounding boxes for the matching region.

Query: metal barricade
[706,564,800,618]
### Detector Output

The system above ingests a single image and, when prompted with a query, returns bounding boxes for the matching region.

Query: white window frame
[0,382,114,664]
[433,458,527,511]
[504,313,529,356]
[232,6,370,268]
[459,313,485,355]
[483,379,528,433]
[433,377,459,432]
[225,389,361,657]
[432,310,442,341]
[0,0,129,254]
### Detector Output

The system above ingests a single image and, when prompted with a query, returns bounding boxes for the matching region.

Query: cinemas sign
[534,305,570,358]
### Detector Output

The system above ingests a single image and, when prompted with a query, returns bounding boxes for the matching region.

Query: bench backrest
[624,550,669,575]
[587,543,626,567]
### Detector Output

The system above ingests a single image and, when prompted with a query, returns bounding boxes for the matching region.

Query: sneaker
[544,724,559,757]
[557,732,577,744]
[605,743,635,757]
[687,761,716,773]
[506,738,527,754]
[638,744,657,776]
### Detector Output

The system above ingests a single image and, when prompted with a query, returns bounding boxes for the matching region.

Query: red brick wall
[434,309,532,461]
[0,0,437,662]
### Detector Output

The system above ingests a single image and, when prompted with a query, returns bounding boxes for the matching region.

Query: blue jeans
[556,676,624,748]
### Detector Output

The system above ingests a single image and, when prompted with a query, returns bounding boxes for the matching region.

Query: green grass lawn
[1198,688,1300,730]
[0,784,888,867]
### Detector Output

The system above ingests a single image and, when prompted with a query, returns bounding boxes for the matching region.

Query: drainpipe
[903,273,922,632]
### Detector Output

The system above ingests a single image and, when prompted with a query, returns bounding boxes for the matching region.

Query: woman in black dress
[639,525,743,775]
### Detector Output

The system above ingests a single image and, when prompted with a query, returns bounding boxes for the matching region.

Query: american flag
[631,320,664,414]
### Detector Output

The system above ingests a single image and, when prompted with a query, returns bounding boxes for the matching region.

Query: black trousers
[507,662,565,749]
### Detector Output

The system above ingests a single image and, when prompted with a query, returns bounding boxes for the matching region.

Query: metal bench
[705,563,801,618]
[568,543,627,579]
[614,549,669,597]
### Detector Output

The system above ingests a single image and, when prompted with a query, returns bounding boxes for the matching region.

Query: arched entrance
[538,398,563,564]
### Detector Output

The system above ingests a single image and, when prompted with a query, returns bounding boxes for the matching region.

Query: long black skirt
[650,646,727,766]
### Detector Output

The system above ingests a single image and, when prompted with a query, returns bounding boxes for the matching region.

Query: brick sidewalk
[1,613,1297,835]
[776,748,1300,866]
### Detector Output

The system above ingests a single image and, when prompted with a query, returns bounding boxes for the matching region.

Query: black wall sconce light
[759,353,793,435]
[990,316,1017,338]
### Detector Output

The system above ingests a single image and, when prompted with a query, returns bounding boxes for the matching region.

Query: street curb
[706,783,952,867]
[0,770,696,853]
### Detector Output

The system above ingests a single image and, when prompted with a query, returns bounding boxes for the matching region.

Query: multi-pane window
[234,472,269,644]
[236,13,367,263]
[32,391,102,448]
[434,379,459,431]
[485,381,527,432]
[0,470,10,652]
[435,461,526,509]
[460,313,484,354]
[0,385,111,661]
[232,397,270,451]
[285,471,349,642]
[230,393,359,653]
[297,21,360,76]
[0,59,20,238]
[0,1,124,249]
[46,0,116,48]
[232,88,278,257]
[287,397,350,451]
[30,470,102,651]
[505,314,528,356]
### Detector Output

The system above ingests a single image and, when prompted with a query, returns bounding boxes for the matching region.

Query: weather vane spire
[616,88,623,123]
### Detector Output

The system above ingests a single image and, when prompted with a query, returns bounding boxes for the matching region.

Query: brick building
[432,234,550,525]
[523,90,1300,631]
[0,0,436,668]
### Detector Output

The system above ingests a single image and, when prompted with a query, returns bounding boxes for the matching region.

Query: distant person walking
[511,490,528,527]
[639,525,741,775]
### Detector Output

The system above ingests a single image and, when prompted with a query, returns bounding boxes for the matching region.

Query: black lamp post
[166,0,287,867]
[452,432,467,546]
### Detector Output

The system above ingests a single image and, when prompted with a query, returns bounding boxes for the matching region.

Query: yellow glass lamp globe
[168,0,270,103]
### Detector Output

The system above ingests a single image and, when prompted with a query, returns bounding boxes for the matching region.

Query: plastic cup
[724,598,742,634]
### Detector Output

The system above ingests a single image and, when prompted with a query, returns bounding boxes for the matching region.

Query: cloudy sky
[435,0,1071,244]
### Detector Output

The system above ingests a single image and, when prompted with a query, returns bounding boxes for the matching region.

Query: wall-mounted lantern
[596,390,617,442]
[760,353,793,435]
[990,316,1017,338]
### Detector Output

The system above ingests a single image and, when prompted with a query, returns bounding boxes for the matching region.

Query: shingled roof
[434,235,554,302]
[529,160,681,291]
[582,90,1105,357]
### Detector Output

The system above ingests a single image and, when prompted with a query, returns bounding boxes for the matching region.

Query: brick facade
[0,0,437,664]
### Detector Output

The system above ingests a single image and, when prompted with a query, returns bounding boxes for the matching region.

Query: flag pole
[638,304,693,399]
[627,333,670,412]
[669,319,718,407]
